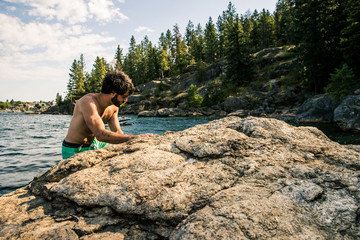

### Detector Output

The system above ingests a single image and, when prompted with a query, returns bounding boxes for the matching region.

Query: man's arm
[81,100,137,144]
[106,108,153,140]
[107,107,124,135]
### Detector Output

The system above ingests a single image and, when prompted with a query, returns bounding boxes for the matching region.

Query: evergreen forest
[61,0,360,106]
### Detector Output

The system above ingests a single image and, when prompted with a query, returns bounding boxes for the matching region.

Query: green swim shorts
[62,138,107,159]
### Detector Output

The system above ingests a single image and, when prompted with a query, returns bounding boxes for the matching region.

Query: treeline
[62,0,360,105]
[0,100,49,110]
[0,100,25,110]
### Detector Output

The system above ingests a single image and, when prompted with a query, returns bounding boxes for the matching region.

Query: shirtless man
[62,70,152,159]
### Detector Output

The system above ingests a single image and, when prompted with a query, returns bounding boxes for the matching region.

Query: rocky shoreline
[41,46,360,133]
[1,116,359,239]
[44,91,360,134]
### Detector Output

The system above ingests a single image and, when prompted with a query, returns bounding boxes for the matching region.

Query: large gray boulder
[1,116,359,239]
[334,95,360,132]
[127,94,145,104]
[296,94,339,123]
[222,97,249,112]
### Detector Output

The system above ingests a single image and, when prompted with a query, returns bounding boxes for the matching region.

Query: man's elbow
[94,131,110,143]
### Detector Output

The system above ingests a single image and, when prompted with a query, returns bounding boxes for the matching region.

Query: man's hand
[134,133,153,138]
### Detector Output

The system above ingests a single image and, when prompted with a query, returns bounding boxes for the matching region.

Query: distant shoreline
[0,110,42,114]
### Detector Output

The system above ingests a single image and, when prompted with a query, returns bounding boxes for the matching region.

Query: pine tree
[55,93,63,106]
[136,36,149,84]
[249,10,260,50]
[185,20,196,63]
[204,17,218,63]
[185,20,195,47]
[325,64,357,100]
[173,24,189,74]
[115,45,123,71]
[216,15,225,58]
[67,54,86,101]
[192,24,205,63]
[274,0,295,46]
[253,9,276,50]
[166,29,175,65]
[66,61,75,101]
[217,2,237,58]
[187,84,203,107]
[158,32,172,78]
[240,10,255,52]
[74,54,86,98]
[341,0,360,78]
[159,49,170,78]
[144,38,161,81]
[87,57,108,93]
[123,36,138,83]
[224,14,254,87]
[293,0,346,93]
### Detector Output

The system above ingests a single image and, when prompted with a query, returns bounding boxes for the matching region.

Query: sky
[0,0,278,102]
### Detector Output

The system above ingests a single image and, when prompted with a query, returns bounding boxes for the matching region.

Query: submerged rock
[1,116,359,239]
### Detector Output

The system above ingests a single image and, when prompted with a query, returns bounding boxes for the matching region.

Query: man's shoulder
[74,94,100,115]
[77,94,97,105]
[107,105,118,113]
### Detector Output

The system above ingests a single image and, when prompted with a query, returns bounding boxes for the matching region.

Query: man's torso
[64,94,116,145]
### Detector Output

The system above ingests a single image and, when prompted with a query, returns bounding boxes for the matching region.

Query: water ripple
[0,152,28,157]
[0,128,14,131]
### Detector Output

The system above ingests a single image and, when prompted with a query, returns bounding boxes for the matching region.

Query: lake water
[0,113,217,196]
[0,112,358,196]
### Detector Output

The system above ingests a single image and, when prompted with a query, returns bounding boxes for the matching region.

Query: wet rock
[334,95,360,132]
[1,116,359,239]
[296,94,339,123]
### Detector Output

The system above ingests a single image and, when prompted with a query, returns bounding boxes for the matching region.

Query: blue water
[0,112,217,196]
[0,113,71,196]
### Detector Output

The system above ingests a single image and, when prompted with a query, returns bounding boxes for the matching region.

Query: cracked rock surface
[1,116,359,239]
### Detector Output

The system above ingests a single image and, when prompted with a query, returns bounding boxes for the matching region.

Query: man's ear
[110,92,117,97]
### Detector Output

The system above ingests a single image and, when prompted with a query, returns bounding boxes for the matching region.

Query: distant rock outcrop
[42,102,75,115]
[1,116,359,239]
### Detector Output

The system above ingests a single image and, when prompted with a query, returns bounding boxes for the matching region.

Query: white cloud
[0,13,117,101]
[0,13,115,58]
[5,0,128,24]
[6,6,16,11]
[134,26,155,33]
[88,0,128,23]
[0,0,130,101]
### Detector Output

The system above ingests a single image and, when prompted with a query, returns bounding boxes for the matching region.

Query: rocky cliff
[1,116,359,239]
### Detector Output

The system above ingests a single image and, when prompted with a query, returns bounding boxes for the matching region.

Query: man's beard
[111,94,122,107]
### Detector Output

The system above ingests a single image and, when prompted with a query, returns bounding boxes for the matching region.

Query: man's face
[111,90,130,107]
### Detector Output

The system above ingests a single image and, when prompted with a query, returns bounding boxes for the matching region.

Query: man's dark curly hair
[101,70,135,95]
